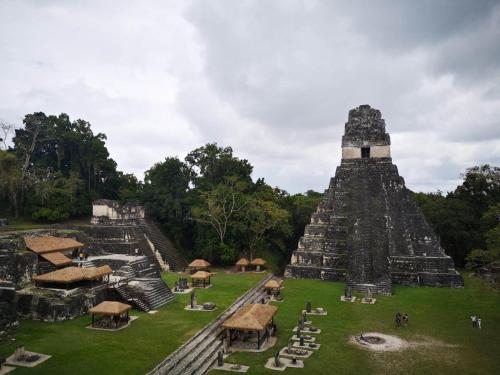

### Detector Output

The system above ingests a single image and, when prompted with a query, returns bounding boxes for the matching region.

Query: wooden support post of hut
[251,258,266,272]
[188,259,211,274]
[235,258,249,272]
[263,279,283,295]
[89,301,132,330]
[191,271,212,288]
[223,304,278,350]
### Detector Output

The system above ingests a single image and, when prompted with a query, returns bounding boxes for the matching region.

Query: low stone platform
[301,309,327,316]
[229,336,277,353]
[6,351,51,368]
[211,363,249,373]
[184,305,218,312]
[361,298,377,304]
[279,346,313,359]
[86,316,139,331]
[293,342,321,351]
[292,326,321,334]
[172,288,193,294]
[0,366,15,375]
[264,357,304,371]
[291,335,316,343]
[341,296,357,302]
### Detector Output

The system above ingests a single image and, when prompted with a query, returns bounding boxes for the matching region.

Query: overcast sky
[1,0,499,194]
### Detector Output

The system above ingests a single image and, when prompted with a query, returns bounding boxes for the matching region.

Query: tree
[0,151,21,216]
[0,120,14,150]
[191,177,248,244]
[185,143,253,189]
[242,194,290,260]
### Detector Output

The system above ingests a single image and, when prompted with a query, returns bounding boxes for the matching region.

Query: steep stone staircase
[138,219,187,271]
[114,277,175,312]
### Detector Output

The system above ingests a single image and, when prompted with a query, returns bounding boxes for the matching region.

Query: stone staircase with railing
[138,219,187,272]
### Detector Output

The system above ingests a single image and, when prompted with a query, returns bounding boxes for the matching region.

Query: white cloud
[0,0,499,194]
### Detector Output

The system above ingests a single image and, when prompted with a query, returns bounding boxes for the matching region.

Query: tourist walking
[470,315,477,328]
[395,312,401,328]
[403,313,409,326]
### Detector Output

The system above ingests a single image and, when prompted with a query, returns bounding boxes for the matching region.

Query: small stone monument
[190,291,197,309]
[298,318,304,330]
[217,351,224,367]
[306,301,312,313]
[362,287,377,304]
[274,351,282,368]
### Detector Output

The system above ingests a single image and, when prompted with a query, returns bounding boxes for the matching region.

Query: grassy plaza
[1,271,498,374]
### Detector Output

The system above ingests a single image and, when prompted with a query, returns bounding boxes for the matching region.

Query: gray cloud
[0,0,499,195]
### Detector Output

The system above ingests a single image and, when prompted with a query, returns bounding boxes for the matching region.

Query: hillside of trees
[1,113,498,271]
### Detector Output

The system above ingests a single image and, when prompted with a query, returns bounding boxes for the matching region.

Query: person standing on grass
[403,313,409,326]
[470,315,477,328]
[477,317,482,329]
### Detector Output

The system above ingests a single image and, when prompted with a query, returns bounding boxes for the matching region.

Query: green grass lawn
[0,270,266,375]
[212,273,500,375]
[1,272,498,375]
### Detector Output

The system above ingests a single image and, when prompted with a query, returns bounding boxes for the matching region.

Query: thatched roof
[32,265,112,284]
[236,258,250,266]
[250,258,266,266]
[89,301,132,316]
[40,252,73,266]
[25,236,83,254]
[188,259,211,268]
[223,304,278,331]
[263,279,282,289]
[191,271,212,279]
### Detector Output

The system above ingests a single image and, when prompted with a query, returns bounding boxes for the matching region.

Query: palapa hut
[235,258,249,272]
[250,258,266,272]
[190,270,212,288]
[188,259,211,273]
[263,279,283,295]
[89,301,132,329]
[223,304,278,350]
[32,265,112,289]
[25,236,83,268]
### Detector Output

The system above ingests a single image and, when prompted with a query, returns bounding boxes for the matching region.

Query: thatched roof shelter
[33,265,112,284]
[223,304,278,331]
[250,258,266,266]
[188,259,211,268]
[236,258,250,266]
[263,279,282,290]
[191,271,212,279]
[40,252,73,266]
[89,301,132,316]
[25,236,83,254]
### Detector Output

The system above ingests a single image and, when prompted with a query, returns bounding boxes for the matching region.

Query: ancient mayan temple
[284,105,463,294]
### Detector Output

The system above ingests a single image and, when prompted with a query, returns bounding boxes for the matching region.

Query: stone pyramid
[284,105,463,294]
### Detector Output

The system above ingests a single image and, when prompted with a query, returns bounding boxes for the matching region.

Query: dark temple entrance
[361,147,370,158]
